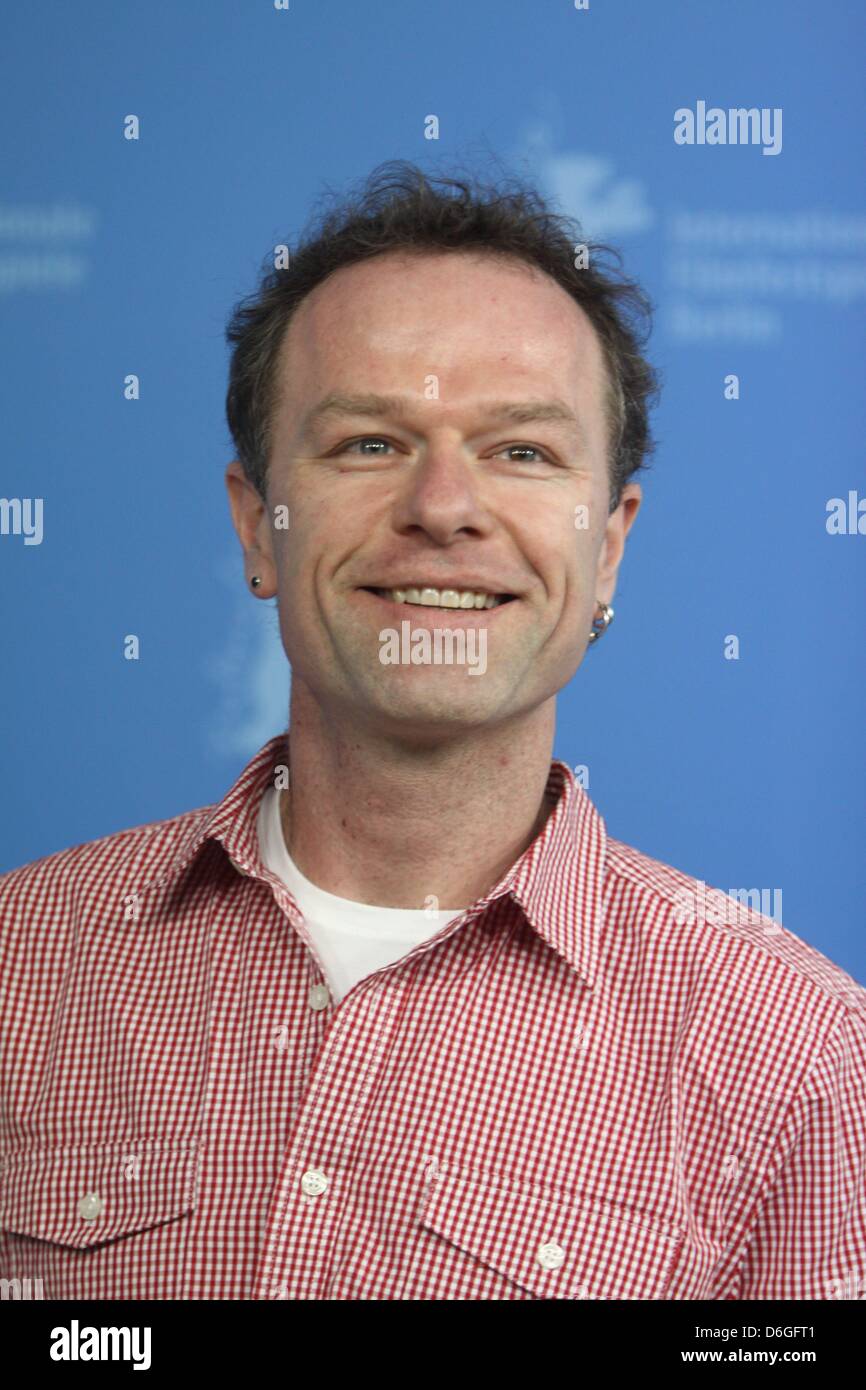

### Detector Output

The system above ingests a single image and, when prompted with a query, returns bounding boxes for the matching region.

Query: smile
[362,586,515,610]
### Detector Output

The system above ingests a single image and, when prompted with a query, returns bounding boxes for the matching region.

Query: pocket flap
[0,1138,200,1249]
[420,1168,683,1299]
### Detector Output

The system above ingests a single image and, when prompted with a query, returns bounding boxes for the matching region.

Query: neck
[279,681,558,909]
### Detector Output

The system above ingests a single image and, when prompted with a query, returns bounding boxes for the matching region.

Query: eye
[340,436,395,456]
[495,443,555,466]
[336,437,558,465]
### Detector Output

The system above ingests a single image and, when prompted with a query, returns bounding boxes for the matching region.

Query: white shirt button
[79,1193,104,1221]
[537,1241,565,1270]
[309,984,330,1011]
[300,1169,328,1196]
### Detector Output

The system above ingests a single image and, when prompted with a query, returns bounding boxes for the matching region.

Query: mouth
[359,585,517,611]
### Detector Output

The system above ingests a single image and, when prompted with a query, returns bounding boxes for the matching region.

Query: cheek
[530,525,590,605]
[543,555,598,645]
[273,489,329,582]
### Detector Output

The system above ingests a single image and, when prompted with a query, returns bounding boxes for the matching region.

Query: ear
[594,483,642,606]
[225,460,277,596]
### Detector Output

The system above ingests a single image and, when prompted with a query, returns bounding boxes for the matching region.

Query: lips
[355,587,516,621]
[369,589,511,610]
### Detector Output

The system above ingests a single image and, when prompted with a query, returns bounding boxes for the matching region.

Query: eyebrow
[298,392,588,447]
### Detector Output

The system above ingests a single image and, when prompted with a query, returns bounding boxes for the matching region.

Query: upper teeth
[377,587,504,609]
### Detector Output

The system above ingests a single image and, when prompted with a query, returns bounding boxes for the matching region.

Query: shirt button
[309,984,330,1011]
[300,1169,328,1196]
[537,1241,565,1271]
[79,1193,104,1221]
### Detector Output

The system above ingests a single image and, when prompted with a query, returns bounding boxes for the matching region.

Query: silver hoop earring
[587,601,614,644]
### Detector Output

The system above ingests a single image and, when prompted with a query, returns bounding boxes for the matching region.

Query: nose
[390,438,496,546]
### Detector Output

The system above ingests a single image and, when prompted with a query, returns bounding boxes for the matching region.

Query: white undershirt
[257,785,467,1004]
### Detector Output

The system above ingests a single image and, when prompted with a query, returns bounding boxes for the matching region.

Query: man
[1,163,864,1302]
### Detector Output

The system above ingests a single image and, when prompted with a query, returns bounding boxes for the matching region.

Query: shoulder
[602,832,866,1065]
[0,806,215,929]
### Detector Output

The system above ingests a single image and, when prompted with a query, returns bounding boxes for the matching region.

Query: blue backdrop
[2,0,864,982]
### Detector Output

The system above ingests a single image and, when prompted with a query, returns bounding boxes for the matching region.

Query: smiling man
[224,223,639,918]
[1,162,864,1302]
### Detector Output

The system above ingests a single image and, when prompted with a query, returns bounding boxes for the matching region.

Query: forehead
[274,249,608,436]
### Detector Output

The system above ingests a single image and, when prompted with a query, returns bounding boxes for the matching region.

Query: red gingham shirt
[2,731,865,1301]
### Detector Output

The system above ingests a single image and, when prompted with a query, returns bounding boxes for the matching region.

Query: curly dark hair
[225,160,661,513]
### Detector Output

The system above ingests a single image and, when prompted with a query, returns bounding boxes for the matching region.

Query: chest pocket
[0,1137,200,1250]
[406,1167,683,1300]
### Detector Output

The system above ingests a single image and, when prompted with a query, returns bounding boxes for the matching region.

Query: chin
[362,686,504,735]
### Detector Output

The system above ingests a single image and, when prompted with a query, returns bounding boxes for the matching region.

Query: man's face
[227,249,640,739]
